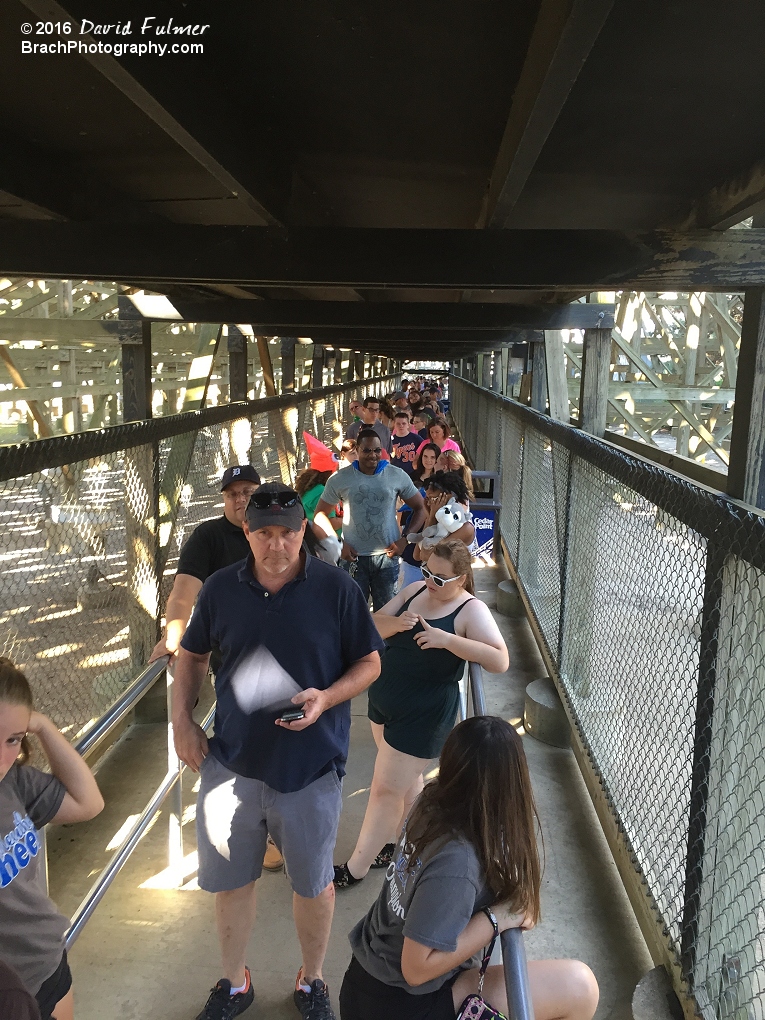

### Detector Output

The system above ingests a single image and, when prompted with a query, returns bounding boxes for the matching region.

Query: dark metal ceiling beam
[163,297,613,330]
[479,0,615,229]
[2,224,765,291]
[20,0,286,228]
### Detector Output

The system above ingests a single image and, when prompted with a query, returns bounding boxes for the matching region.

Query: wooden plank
[4,224,765,292]
[227,326,248,402]
[165,297,617,331]
[281,337,297,393]
[566,383,735,403]
[480,0,616,228]
[530,342,547,412]
[0,346,53,437]
[578,328,611,436]
[727,289,765,508]
[544,330,570,422]
[255,336,277,397]
[0,319,119,342]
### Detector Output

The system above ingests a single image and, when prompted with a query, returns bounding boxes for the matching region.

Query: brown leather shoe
[263,835,284,872]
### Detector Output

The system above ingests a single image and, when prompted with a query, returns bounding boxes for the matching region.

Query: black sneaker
[371,842,396,868]
[196,968,254,1020]
[333,862,363,889]
[294,973,336,1020]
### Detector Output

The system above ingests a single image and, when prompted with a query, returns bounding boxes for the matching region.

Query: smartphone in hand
[280,708,306,723]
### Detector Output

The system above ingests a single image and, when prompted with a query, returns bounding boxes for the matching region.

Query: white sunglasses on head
[421,564,461,587]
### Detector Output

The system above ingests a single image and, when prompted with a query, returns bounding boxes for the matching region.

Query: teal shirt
[302,483,337,523]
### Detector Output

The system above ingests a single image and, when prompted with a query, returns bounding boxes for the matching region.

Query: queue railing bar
[65,697,215,949]
[463,659,535,1020]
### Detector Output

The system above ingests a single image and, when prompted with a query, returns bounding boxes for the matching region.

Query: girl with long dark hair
[339,716,599,1020]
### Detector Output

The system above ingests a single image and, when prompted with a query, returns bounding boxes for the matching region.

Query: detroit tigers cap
[220,464,261,490]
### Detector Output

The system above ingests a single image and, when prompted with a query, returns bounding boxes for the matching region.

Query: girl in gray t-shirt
[0,658,104,1018]
[340,717,599,1020]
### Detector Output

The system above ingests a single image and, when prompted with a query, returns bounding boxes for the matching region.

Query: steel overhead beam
[480,0,615,229]
[163,297,614,331]
[20,0,284,228]
[3,224,765,291]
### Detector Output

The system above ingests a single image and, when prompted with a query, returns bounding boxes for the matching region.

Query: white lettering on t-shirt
[0,812,40,888]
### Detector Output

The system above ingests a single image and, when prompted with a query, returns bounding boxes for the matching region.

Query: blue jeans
[348,554,400,611]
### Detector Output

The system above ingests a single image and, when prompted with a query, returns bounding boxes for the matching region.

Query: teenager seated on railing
[339,716,599,1020]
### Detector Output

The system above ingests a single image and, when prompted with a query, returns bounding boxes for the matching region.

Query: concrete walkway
[48,562,652,1019]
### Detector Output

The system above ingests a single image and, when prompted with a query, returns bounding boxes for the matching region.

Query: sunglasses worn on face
[421,564,461,587]
[248,491,300,509]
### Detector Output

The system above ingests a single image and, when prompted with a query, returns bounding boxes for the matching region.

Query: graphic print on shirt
[230,645,302,714]
[0,812,39,888]
[354,483,389,541]
[385,839,422,919]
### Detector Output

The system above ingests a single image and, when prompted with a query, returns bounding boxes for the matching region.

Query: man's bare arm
[172,646,212,770]
[149,573,203,662]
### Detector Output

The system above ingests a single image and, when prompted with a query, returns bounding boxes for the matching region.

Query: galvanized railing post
[501,927,536,1020]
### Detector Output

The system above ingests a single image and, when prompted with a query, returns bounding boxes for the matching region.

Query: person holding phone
[172,483,383,1020]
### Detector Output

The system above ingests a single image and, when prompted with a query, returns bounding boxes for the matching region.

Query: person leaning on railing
[148,464,284,874]
[338,716,599,1020]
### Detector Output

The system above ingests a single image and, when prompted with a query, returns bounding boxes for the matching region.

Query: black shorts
[339,955,457,1020]
[35,951,72,1020]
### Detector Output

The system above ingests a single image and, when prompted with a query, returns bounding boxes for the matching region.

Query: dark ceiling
[2,0,765,354]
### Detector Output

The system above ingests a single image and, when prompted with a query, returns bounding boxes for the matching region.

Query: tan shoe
[263,835,284,872]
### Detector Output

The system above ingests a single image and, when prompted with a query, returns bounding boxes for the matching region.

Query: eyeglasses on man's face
[421,564,461,587]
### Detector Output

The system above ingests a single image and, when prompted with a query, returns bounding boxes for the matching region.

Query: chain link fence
[451,374,765,1020]
[0,377,395,755]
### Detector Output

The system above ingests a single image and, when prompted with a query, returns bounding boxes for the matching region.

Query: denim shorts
[196,754,343,898]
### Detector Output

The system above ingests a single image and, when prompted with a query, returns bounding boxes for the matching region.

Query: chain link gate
[451,374,765,1020]
[0,376,397,761]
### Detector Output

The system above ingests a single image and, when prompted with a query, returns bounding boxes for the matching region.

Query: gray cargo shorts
[196,753,343,898]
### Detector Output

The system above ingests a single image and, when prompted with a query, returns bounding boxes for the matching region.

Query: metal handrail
[66,701,215,948]
[73,655,170,758]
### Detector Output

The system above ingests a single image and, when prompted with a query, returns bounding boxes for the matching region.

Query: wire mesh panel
[0,376,398,754]
[450,375,765,1018]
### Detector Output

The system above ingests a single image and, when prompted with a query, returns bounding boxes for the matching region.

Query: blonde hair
[0,658,33,764]
[429,539,475,595]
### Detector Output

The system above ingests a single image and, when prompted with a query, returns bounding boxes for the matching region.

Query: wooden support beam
[0,319,120,342]
[727,289,765,508]
[256,337,277,397]
[118,296,152,423]
[227,325,248,402]
[5,224,765,292]
[164,297,616,331]
[579,328,612,437]
[530,340,548,412]
[312,344,324,389]
[0,345,53,437]
[280,337,297,393]
[544,330,570,422]
[480,0,615,229]
[567,383,735,404]
[684,158,765,230]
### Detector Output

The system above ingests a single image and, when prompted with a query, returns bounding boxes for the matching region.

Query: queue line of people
[0,380,598,1020]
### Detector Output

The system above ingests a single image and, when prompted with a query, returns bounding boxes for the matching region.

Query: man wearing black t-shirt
[149,464,260,665]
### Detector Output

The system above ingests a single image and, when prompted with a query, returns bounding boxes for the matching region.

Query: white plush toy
[408,497,470,550]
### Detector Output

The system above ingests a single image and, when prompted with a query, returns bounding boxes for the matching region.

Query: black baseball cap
[245,482,306,532]
[220,465,261,490]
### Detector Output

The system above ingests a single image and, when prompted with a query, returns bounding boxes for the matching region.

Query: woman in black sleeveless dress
[334,540,509,888]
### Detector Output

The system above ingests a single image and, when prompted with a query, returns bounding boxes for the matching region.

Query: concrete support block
[496,579,525,617]
[524,678,570,748]
[631,967,677,1020]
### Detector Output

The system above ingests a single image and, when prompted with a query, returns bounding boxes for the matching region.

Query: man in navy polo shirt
[173,483,383,1020]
